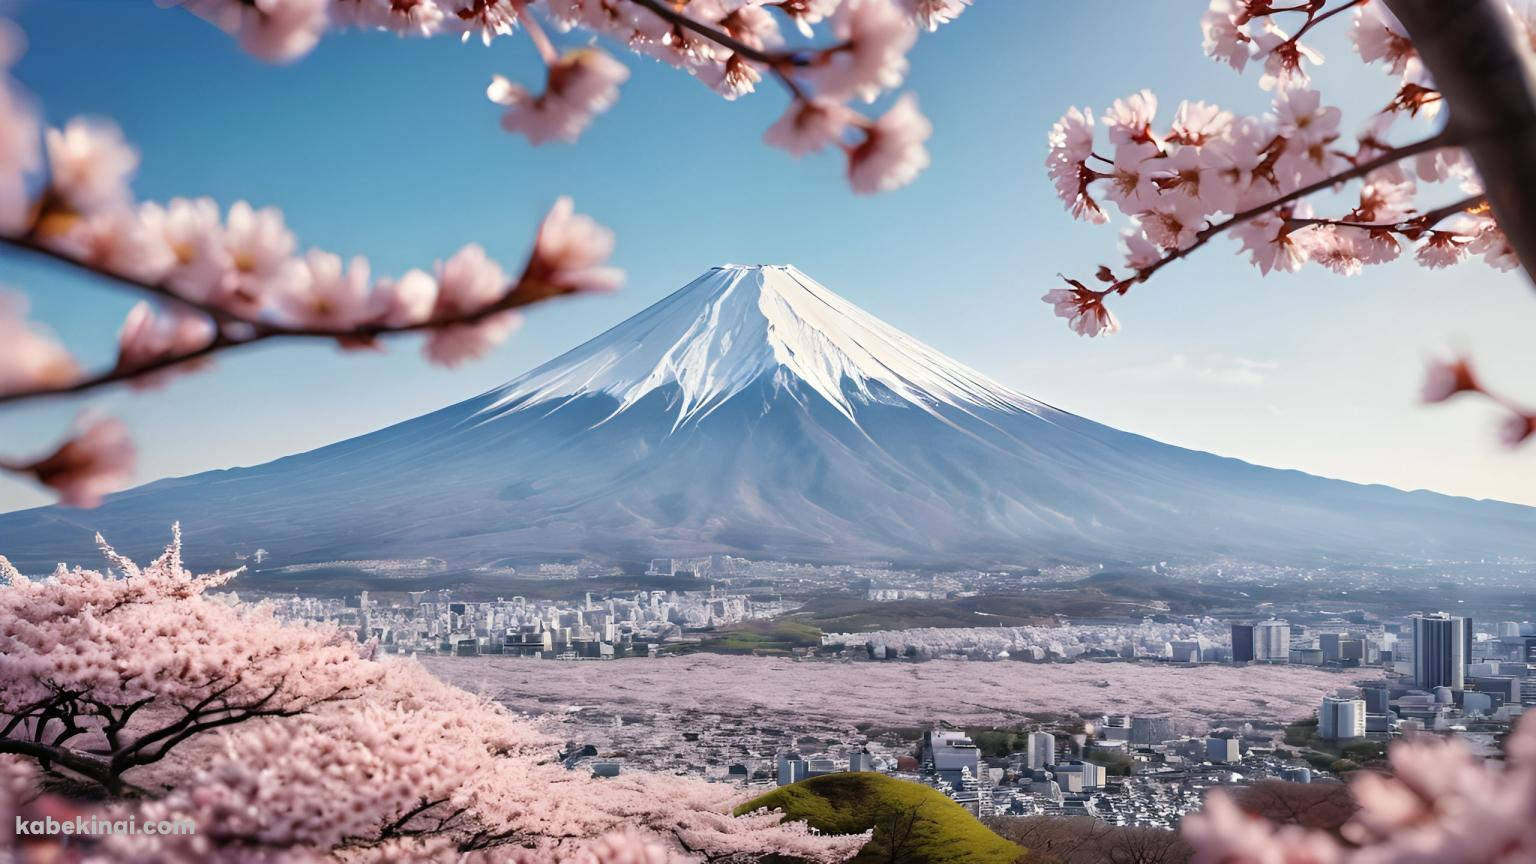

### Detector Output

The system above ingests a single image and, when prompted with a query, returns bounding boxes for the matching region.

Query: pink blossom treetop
[0,527,868,863]
[1043,0,1536,448]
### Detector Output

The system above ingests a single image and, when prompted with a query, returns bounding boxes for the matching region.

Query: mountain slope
[1,264,1532,572]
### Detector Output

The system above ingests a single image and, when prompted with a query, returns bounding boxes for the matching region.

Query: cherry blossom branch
[622,0,812,99]
[1283,194,1486,233]
[1125,130,1454,291]
[0,206,609,407]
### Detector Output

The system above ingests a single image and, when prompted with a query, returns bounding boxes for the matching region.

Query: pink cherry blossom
[336,0,446,37]
[368,268,439,326]
[179,0,331,63]
[43,118,138,214]
[1168,100,1233,146]
[201,200,299,317]
[765,98,855,157]
[805,0,916,103]
[1201,0,1251,72]
[434,242,507,316]
[116,301,216,388]
[1252,21,1324,91]
[424,311,522,366]
[901,0,970,32]
[278,249,371,330]
[1351,1,1415,77]
[1272,88,1340,149]
[1137,197,1205,251]
[1469,217,1520,271]
[1232,208,1308,275]
[0,293,78,396]
[490,49,629,145]
[522,196,624,296]
[1102,142,1160,212]
[1043,282,1119,338]
[447,0,518,45]
[774,0,841,37]
[1122,228,1162,271]
[847,93,932,194]
[1499,413,1536,447]
[16,415,135,507]
[1420,356,1478,403]
[1047,105,1096,166]
[1415,230,1470,268]
[137,197,232,299]
[1104,90,1159,147]
[40,206,175,284]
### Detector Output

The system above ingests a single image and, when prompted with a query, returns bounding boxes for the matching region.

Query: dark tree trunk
[1387,0,1536,284]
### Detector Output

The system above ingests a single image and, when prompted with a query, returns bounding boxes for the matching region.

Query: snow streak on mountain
[2,264,1533,571]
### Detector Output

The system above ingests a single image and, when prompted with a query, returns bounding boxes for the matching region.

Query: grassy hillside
[665,619,824,656]
[736,773,1025,864]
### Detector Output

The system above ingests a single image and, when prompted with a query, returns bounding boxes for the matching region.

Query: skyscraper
[1231,623,1255,663]
[1412,613,1467,691]
[1255,620,1290,662]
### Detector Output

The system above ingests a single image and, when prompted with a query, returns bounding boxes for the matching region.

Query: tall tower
[1412,613,1466,691]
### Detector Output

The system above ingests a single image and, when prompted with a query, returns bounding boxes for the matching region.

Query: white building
[1255,620,1290,662]
[1026,731,1057,770]
[1319,696,1367,740]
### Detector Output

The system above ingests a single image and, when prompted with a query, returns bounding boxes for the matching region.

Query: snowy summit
[484,264,1043,427]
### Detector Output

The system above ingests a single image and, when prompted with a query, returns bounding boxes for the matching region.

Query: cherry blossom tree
[0,0,960,508]
[1043,0,1536,448]
[0,527,869,862]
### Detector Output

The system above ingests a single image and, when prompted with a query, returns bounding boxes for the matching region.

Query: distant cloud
[1115,354,1278,387]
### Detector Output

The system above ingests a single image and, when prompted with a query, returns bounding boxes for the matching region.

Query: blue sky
[2,0,1533,513]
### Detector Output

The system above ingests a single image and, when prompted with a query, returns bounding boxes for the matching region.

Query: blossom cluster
[1184,710,1536,864]
[1042,0,1521,339]
[170,0,956,194]
[0,16,618,506]
[0,528,868,863]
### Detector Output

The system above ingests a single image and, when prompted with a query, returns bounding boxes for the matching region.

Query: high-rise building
[1319,633,1342,663]
[1026,731,1056,770]
[1498,621,1522,638]
[1362,687,1391,715]
[1231,624,1255,663]
[1319,696,1367,740]
[1412,613,1468,691]
[1255,620,1290,662]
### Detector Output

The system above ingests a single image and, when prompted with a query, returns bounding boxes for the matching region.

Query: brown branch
[1283,194,1486,233]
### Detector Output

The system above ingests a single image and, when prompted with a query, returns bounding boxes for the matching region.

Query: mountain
[2,264,1533,572]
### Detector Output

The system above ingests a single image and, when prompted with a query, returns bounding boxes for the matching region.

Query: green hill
[736,773,1026,864]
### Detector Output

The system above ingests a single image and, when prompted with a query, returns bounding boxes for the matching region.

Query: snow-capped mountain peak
[483,264,1041,426]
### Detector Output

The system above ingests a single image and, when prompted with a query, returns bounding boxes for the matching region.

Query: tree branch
[1386,0,1536,288]
[622,0,812,99]
[1116,131,1454,293]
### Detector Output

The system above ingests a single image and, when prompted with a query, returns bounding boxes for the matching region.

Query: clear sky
[1,0,1533,513]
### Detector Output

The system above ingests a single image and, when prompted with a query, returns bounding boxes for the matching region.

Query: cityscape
[251,557,1534,837]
